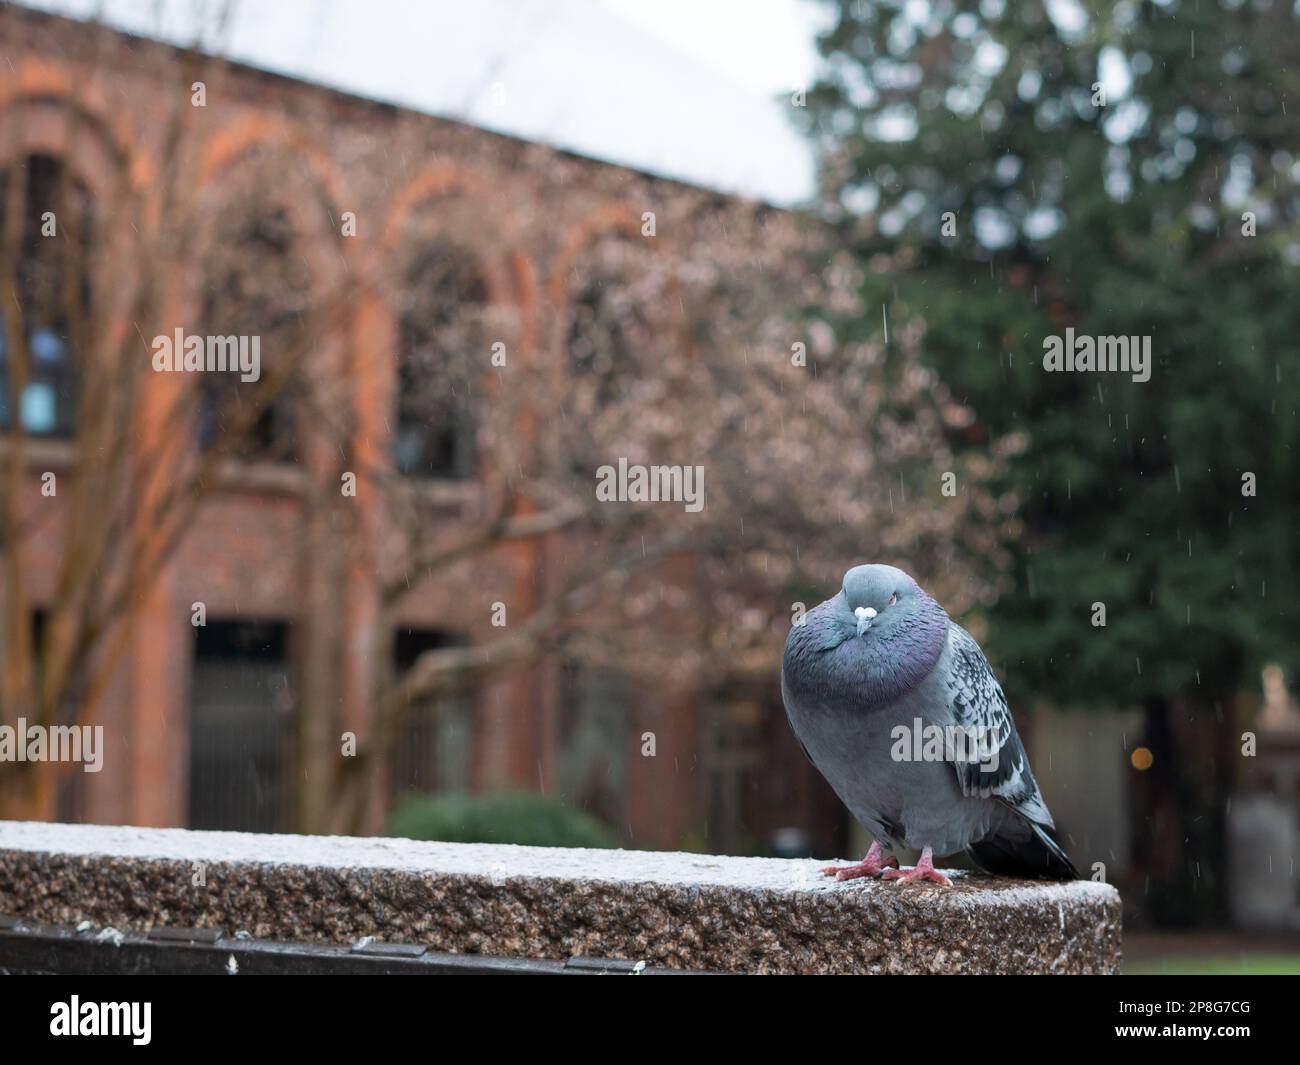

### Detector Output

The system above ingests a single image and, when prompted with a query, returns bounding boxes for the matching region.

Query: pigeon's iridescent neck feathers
[783,587,949,713]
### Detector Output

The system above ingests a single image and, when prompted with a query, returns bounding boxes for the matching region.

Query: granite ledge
[0,820,1121,974]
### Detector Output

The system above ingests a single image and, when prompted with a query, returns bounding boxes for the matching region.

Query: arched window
[565,234,654,412]
[0,154,92,437]
[559,232,662,476]
[197,196,311,462]
[392,240,486,480]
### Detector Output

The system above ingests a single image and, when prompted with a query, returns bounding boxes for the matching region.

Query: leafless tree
[0,6,1017,835]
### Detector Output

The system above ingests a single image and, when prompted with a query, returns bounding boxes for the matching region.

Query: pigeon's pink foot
[881,846,953,887]
[821,839,900,881]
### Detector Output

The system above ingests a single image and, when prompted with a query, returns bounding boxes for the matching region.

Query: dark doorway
[188,620,291,832]
[388,628,475,803]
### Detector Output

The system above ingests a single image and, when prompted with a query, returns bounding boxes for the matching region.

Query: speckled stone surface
[0,821,1120,974]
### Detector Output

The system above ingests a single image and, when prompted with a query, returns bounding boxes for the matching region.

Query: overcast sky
[23,0,827,205]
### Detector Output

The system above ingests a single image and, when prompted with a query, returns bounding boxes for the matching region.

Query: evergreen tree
[803,0,1300,922]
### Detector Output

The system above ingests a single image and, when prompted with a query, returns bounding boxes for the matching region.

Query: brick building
[0,5,842,855]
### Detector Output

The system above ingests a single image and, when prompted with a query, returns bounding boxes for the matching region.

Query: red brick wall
[0,6,810,851]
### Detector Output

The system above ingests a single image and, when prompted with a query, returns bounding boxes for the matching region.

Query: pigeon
[782,563,1077,883]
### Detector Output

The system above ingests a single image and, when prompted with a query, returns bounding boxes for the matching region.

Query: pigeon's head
[841,563,921,638]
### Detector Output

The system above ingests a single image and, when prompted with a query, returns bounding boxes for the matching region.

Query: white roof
[19,0,819,205]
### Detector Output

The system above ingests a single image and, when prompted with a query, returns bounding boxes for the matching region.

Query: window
[557,661,628,829]
[566,266,646,405]
[393,241,485,479]
[0,155,90,437]
[561,234,655,471]
[197,203,308,462]
[704,700,764,855]
[189,620,292,832]
[388,628,475,801]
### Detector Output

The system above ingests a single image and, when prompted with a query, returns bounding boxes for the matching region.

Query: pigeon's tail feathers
[967,819,1078,880]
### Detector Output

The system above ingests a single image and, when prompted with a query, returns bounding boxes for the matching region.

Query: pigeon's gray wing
[942,624,1053,828]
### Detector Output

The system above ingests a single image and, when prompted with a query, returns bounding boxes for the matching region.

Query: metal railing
[0,914,693,975]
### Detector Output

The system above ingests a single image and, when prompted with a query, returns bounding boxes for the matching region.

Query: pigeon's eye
[888,592,898,606]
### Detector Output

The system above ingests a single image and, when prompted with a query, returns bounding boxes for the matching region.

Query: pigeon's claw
[882,866,953,886]
[880,846,952,887]
[820,839,899,880]
[821,857,898,881]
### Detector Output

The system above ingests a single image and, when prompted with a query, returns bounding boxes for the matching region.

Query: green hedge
[388,791,619,849]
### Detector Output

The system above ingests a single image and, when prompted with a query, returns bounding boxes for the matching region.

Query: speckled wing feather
[943,624,1053,828]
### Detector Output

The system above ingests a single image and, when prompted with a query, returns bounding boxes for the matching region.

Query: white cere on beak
[854,606,877,636]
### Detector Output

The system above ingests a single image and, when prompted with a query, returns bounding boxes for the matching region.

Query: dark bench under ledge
[0,820,1121,974]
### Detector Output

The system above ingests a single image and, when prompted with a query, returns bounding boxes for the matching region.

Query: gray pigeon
[782,563,1077,883]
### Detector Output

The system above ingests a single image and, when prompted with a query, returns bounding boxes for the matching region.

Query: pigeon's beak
[854,606,877,637]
